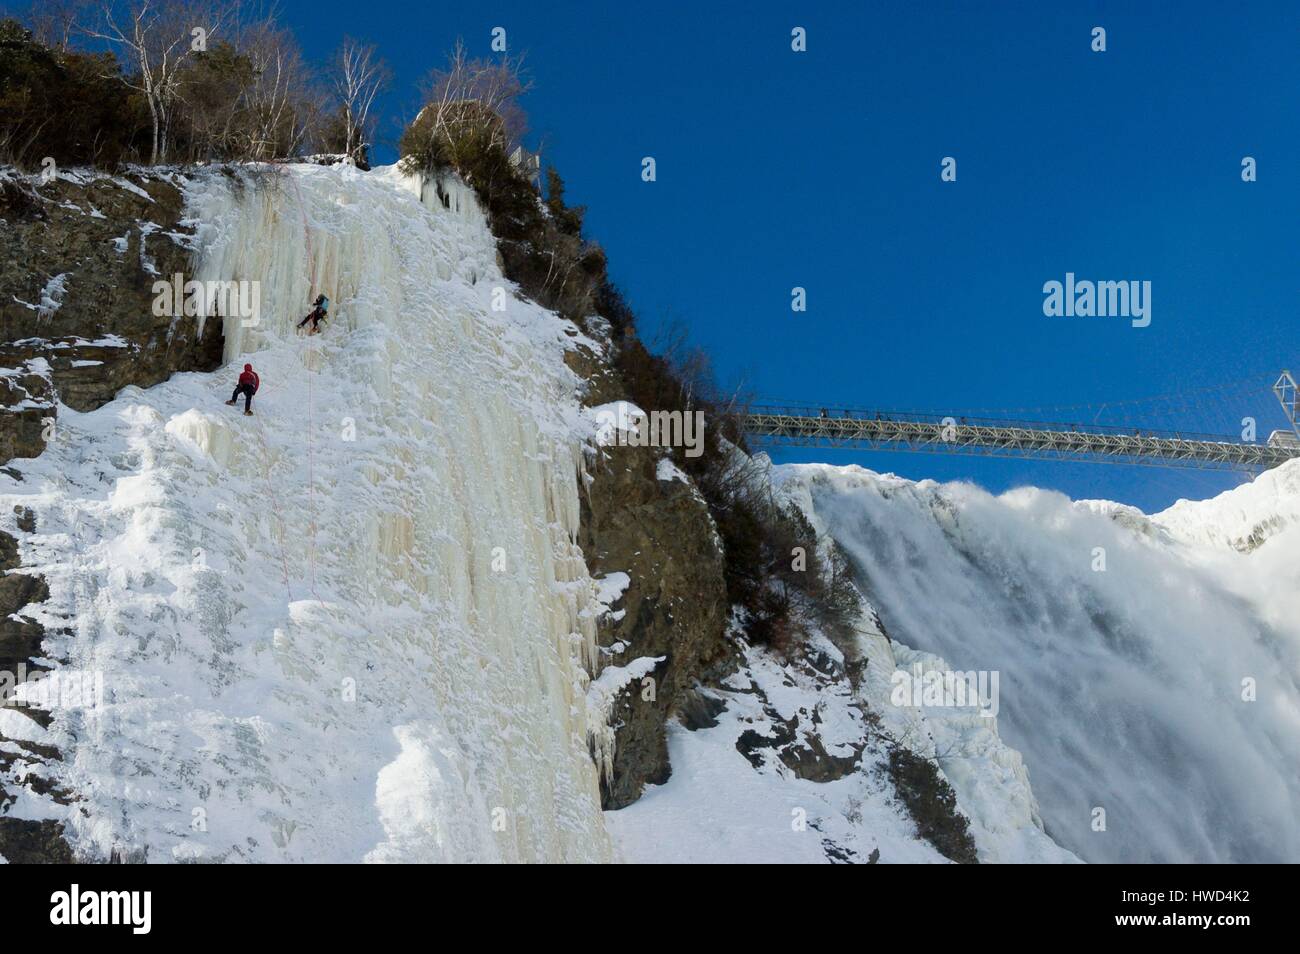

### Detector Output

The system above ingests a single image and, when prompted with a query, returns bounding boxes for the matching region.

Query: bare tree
[239,20,314,159]
[85,0,231,163]
[329,37,389,164]
[24,0,93,50]
[403,38,531,177]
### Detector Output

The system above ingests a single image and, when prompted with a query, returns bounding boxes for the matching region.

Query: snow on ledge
[656,458,689,483]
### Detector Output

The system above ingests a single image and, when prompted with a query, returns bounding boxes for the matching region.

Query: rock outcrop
[1,168,224,463]
[567,342,733,809]
[1,167,224,863]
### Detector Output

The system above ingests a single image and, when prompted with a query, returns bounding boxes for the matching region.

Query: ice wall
[2,163,613,862]
[778,462,1300,863]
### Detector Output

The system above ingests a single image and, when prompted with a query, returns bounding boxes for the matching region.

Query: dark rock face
[0,514,64,864]
[0,546,48,676]
[0,510,50,699]
[0,820,73,863]
[567,344,732,810]
[776,720,865,782]
[0,511,50,693]
[0,168,225,464]
[0,364,52,464]
[730,646,866,784]
[0,168,224,863]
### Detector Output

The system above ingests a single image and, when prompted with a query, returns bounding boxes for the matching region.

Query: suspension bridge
[743,371,1300,472]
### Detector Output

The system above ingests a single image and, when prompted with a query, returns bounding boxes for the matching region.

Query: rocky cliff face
[0,168,223,862]
[566,342,733,809]
[1,168,224,461]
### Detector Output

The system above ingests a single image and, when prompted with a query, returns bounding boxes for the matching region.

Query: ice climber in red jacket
[225,363,260,416]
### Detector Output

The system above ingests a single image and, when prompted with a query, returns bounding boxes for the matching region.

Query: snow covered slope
[1,164,613,862]
[604,622,1078,864]
[777,460,1300,863]
[608,458,1079,865]
[606,632,956,865]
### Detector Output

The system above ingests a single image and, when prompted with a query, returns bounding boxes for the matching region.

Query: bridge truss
[742,406,1300,472]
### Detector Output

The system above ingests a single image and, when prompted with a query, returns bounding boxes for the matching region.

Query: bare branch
[330,37,390,163]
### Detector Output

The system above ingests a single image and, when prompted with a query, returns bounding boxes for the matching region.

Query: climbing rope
[287,169,324,606]
[248,400,293,602]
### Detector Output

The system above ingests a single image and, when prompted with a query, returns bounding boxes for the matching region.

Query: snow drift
[1,164,613,862]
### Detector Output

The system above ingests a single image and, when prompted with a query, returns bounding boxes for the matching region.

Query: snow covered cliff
[1,164,613,862]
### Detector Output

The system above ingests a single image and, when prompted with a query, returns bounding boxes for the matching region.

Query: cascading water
[2,163,613,862]
[778,462,1300,863]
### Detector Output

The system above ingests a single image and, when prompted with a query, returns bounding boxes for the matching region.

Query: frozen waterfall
[1,163,613,862]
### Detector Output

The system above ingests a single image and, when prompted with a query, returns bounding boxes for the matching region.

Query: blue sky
[270,3,1300,509]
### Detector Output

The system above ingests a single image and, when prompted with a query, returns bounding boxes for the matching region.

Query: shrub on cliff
[400,100,523,205]
[888,747,979,863]
[611,323,861,649]
[687,444,862,649]
[399,42,538,234]
[545,167,585,237]
[399,57,610,325]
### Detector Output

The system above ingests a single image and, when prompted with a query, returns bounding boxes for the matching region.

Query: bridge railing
[739,405,1300,470]
[742,405,1246,445]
